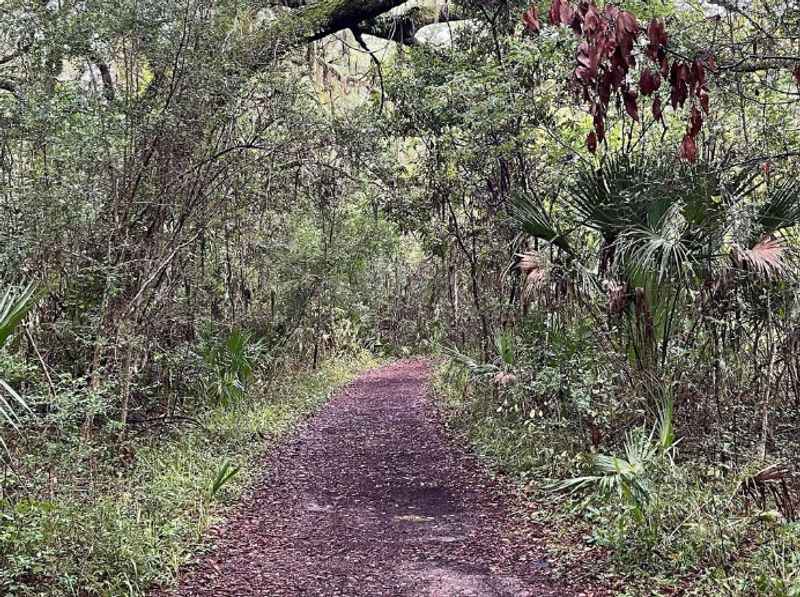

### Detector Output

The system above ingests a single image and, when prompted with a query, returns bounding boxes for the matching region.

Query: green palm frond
[0,283,39,348]
[508,193,574,255]
[554,443,652,507]
[208,460,240,501]
[656,394,676,454]
[0,379,30,453]
[0,282,41,453]
[566,154,667,238]
[567,155,725,243]
[615,211,695,285]
[494,332,515,367]
[754,178,800,239]
[200,327,264,405]
[554,398,675,507]
[443,346,498,379]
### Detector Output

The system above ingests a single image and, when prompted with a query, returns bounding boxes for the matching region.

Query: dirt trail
[159,360,575,596]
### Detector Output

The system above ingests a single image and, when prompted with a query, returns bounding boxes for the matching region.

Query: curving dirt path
[159,360,575,596]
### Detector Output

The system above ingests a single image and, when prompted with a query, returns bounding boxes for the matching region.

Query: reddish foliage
[523,5,541,33]
[639,68,661,96]
[688,106,703,138]
[794,65,800,86]
[652,95,663,122]
[587,130,598,153]
[594,111,606,142]
[699,88,710,113]
[680,134,698,162]
[537,0,714,161]
[738,238,787,275]
[622,88,639,121]
[691,59,706,94]
[582,4,602,35]
[548,0,575,26]
[669,62,690,109]
[644,20,669,75]
[576,41,601,82]
[646,19,668,47]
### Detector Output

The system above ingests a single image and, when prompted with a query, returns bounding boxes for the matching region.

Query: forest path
[160,359,573,596]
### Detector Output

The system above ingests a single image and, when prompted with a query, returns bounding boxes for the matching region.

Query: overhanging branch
[358,4,468,45]
[240,0,410,70]
[0,78,24,102]
[720,55,800,73]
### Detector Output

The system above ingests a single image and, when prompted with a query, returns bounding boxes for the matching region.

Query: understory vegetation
[2,0,800,594]
[1,352,377,595]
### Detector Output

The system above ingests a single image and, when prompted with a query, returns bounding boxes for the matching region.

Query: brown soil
[156,359,585,596]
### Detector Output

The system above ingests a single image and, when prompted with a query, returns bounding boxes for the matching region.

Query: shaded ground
[158,360,581,596]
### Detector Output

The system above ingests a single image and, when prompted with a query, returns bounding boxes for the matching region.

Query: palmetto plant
[200,328,264,406]
[752,177,800,242]
[569,155,730,282]
[555,395,677,509]
[444,331,518,385]
[0,283,40,453]
[511,153,800,367]
[444,345,501,381]
[208,459,241,502]
[494,332,515,368]
[516,154,800,283]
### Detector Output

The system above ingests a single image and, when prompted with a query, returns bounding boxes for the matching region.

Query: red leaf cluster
[679,134,697,162]
[688,106,702,137]
[652,95,663,122]
[639,69,660,96]
[587,130,598,153]
[622,88,639,121]
[539,0,715,161]
[544,2,643,151]
[523,5,541,34]
[669,62,690,109]
[549,0,576,27]
[793,65,800,86]
[644,19,668,73]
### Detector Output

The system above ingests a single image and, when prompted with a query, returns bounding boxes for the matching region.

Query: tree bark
[357,4,469,45]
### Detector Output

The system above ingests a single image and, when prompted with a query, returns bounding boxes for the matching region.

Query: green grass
[0,352,379,596]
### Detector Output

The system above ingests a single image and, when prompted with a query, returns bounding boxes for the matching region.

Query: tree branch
[293,0,412,43]
[234,0,411,72]
[351,27,385,111]
[266,0,310,7]
[88,53,115,101]
[358,4,468,45]
[0,78,24,102]
[705,0,775,39]
[720,55,800,73]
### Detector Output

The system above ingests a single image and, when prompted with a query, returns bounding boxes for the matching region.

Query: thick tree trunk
[241,0,409,70]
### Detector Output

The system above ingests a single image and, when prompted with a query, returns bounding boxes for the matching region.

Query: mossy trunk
[245,0,408,64]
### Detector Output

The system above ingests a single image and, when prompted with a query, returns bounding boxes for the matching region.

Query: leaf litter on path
[154,359,592,596]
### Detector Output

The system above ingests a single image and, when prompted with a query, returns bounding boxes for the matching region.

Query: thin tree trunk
[119,321,135,440]
[759,310,776,460]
